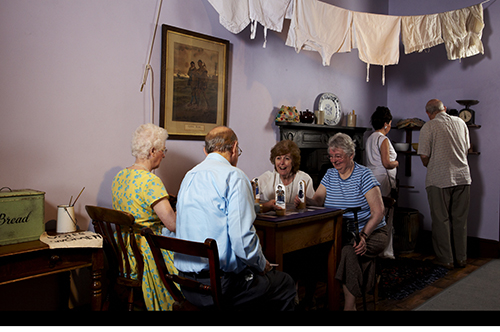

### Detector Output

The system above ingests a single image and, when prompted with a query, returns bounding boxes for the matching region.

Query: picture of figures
[172,43,219,124]
[161,25,228,140]
[276,184,285,205]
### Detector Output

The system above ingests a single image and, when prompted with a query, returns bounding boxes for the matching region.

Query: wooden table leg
[90,248,104,311]
[258,227,284,271]
[328,215,343,311]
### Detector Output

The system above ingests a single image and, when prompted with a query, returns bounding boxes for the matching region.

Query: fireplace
[276,122,368,189]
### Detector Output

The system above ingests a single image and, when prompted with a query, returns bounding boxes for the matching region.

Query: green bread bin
[0,188,45,246]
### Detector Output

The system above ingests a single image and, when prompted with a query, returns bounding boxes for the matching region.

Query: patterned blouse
[112,168,178,310]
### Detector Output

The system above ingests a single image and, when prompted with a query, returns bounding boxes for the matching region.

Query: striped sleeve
[321,164,380,222]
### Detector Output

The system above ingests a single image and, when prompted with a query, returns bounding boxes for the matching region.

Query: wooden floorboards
[366,253,492,311]
[297,251,493,311]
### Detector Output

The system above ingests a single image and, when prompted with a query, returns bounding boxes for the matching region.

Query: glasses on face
[157,147,167,154]
[237,146,242,156]
[328,153,345,161]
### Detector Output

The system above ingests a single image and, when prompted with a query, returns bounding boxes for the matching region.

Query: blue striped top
[321,163,386,232]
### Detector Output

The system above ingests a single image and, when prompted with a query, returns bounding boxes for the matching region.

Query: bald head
[426,99,446,114]
[204,126,238,154]
[425,99,446,120]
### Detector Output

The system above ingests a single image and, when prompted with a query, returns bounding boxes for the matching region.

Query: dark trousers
[179,267,296,311]
[426,185,470,264]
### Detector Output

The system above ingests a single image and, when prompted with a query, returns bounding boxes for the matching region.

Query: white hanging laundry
[207,0,250,34]
[352,11,401,85]
[439,3,485,60]
[249,0,292,48]
[285,0,294,19]
[285,0,352,66]
[401,13,444,54]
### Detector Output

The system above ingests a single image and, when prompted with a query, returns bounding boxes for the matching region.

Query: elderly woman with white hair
[112,123,177,310]
[302,133,388,311]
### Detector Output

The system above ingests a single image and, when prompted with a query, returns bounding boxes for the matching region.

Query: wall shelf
[398,124,480,177]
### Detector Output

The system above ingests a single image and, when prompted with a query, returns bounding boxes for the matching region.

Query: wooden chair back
[342,195,396,311]
[85,205,144,311]
[382,196,396,220]
[344,196,396,235]
[141,227,223,311]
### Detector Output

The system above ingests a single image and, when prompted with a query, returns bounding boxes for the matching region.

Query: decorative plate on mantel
[318,93,341,126]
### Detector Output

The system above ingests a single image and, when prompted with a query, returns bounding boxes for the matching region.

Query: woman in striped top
[301,133,388,311]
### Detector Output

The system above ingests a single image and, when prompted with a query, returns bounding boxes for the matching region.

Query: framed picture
[160,25,229,140]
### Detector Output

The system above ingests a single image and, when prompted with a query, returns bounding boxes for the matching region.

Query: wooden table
[254,207,343,311]
[0,240,104,310]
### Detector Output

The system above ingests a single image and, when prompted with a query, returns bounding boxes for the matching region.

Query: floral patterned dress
[111,168,178,310]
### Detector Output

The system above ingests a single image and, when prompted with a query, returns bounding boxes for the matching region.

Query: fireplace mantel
[276,122,369,188]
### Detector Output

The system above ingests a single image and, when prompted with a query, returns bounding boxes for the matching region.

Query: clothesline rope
[208,0,492,85]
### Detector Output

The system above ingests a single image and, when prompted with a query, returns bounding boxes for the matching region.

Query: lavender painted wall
[387,0,499,241]
[0,0,387,231]
[1,0,496,243]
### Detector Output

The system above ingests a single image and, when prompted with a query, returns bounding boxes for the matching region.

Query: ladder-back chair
[141,227,223,310]
[85,205,145,311]
[343,195,396,311]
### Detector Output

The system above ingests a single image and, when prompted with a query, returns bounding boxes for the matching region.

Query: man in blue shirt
[175,126,296,310]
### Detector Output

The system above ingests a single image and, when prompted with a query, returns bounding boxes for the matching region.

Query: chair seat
[117,276,142,288]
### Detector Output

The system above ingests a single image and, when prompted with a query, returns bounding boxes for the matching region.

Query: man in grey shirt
[418,99,471,269]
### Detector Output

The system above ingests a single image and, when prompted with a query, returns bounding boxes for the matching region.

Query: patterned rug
[378,258,449,300]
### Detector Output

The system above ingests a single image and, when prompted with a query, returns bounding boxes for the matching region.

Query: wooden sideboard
[276,122,369,188]
[0,240,103,310]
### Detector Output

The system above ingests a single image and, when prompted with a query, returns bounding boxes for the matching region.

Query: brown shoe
[456,260,467,268]
[432,259,454,269]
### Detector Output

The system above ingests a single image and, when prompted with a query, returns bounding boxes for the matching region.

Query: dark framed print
[160,25,229,140]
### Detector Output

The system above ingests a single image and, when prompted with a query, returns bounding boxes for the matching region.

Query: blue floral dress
[111,168,178,310]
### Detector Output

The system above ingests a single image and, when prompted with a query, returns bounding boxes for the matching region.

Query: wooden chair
[343,196,396,311]
[85,205,145,311]
[372,196,397,310]
[141,227,224,311]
